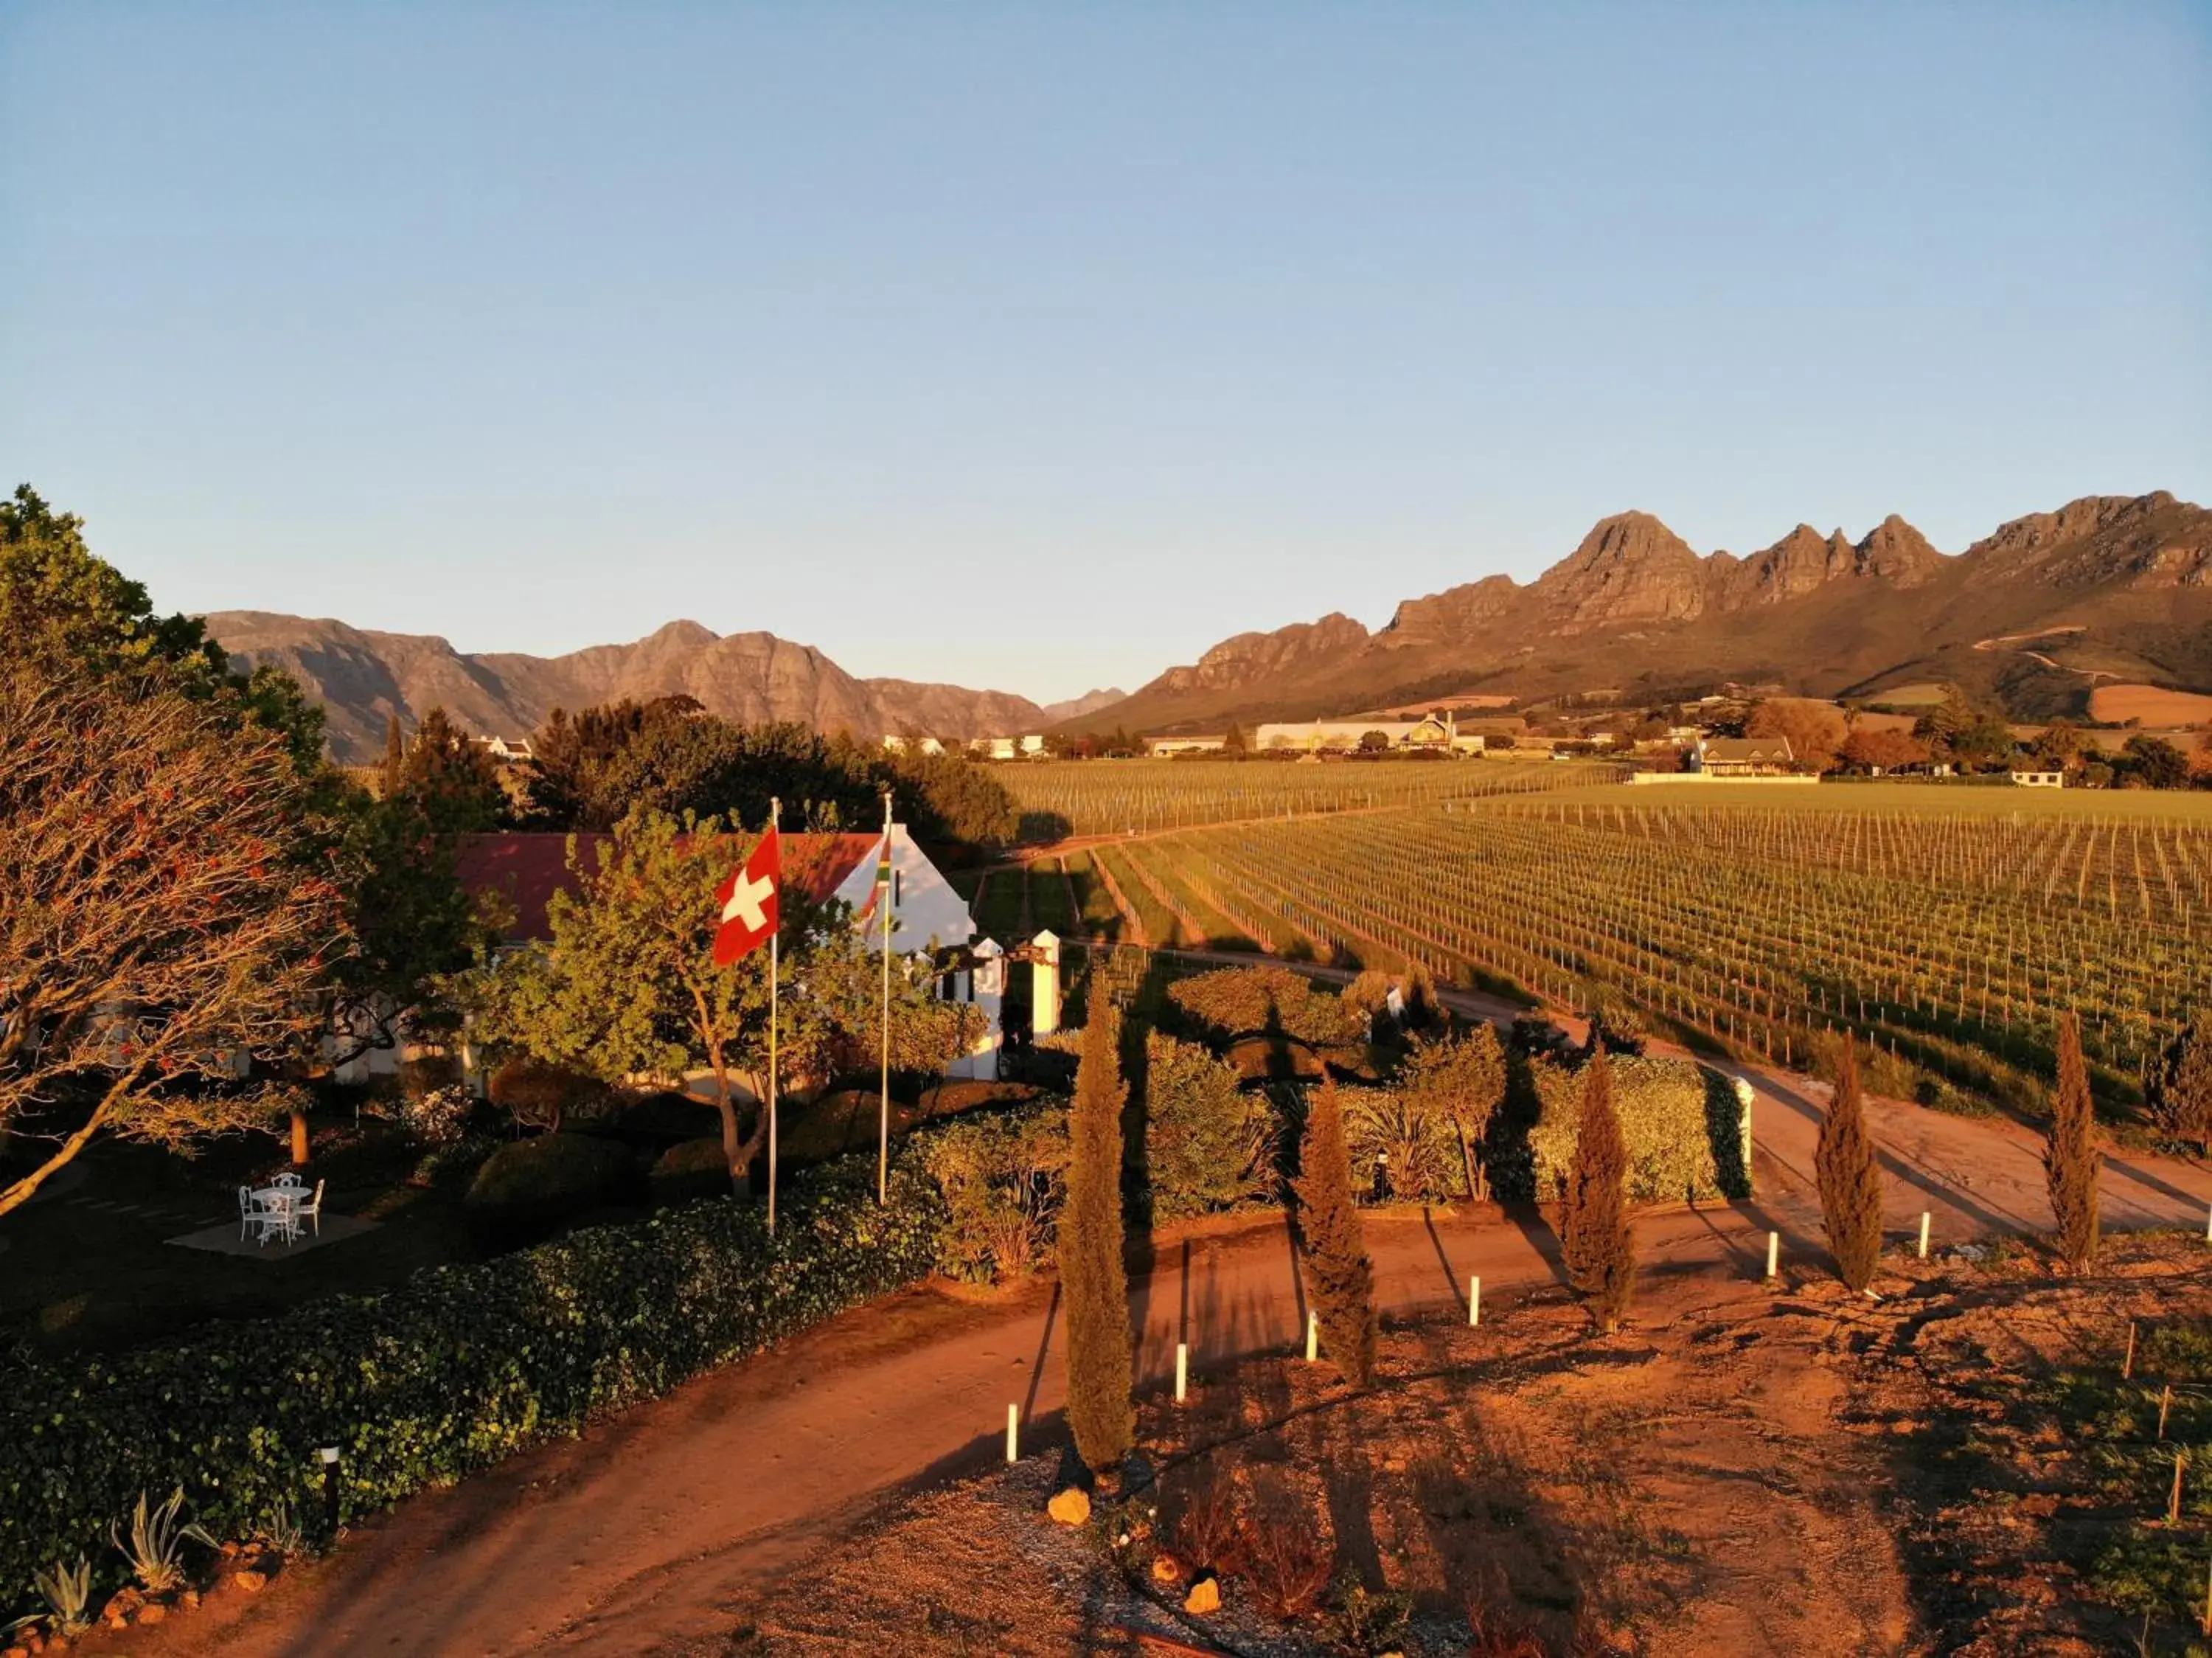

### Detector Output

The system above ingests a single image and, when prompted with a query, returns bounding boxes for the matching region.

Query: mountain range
[211,490,2211,762]
[205,612,1123,765]
[1082,490,2212,733]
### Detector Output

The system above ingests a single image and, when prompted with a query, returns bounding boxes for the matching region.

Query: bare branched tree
[0,665,351,1217]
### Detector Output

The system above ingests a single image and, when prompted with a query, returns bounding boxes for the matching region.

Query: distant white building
[2009,769,2065,788]
[1253,712,1483,755]
[470,735,535,761]
[883,735,948,757]
[1144,735,1227,756]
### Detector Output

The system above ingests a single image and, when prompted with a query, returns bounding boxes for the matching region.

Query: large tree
[462,808,978,1191]
[1747,698,1848,772]
[1060,985,1136,1479]
[1,484,325,770]
[0,665,351,1216]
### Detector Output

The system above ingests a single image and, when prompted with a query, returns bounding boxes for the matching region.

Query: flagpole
[768,797,780,1238]
[879,788,893,1206]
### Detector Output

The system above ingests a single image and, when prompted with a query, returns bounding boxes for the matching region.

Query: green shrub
[1340,1087,1462,1203]
[0,1145,946,1619]
[919,1106,1070,1282]
[1166,965,1363,1050]
[1144,1033,1276,1218]
[463,1132,644,1248]
[1512,1054,1748,1203]
[647,1137,737,1208]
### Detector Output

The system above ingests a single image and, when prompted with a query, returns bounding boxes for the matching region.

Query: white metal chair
[295,1179,325,1238]
[237,1185,258,1241]
[271,1171,307,1190]
[255,1190,300,1247]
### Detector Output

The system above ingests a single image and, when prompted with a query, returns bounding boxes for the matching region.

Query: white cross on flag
[712,828,782,965]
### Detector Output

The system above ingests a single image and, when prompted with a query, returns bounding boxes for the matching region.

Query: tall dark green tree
[1295,1073,1377,1385]
[1060,985,1135,1480]
[2045,1011,2101,1270]
[1559,1047,1635,1333]
[1815,1039,1884,1291]
[395,707,505,833]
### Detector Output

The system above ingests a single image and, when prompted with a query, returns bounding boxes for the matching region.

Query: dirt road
[114,1078,2212,1658]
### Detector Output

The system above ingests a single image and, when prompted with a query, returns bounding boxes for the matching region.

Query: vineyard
[965,790,2212,1115]
[998,757,1624,839]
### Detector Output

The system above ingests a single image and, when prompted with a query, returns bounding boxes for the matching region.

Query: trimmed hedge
[464,1131,645,1247]
[1514,1054,1750,1203]
[1,1145,946,1617]
[1165,965,1364,1050]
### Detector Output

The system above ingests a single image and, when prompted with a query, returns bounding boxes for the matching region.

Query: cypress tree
[1559,1047,1635,1333]
[1060,985,1134,1480]
[1295,1073,1377,1385]
[1815,1038,1884,1292]
[380,712,406,800]
[2045,1010,2101,1271]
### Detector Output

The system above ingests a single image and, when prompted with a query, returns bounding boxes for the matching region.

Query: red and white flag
[712,828,781,965]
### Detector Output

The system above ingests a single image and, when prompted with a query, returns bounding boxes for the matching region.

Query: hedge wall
[1,1145,946,1616]
[1512,1054,1750,1204]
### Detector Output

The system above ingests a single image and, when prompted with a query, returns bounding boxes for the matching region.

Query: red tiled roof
[456,831,885,943]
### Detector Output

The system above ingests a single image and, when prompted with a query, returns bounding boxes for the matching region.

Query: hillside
[206,612,1117,764]
[1077,492,2212,732]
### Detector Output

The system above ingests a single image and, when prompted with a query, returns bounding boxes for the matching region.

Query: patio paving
[166,1213,380,1259]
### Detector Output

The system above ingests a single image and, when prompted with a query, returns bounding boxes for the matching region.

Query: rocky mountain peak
[1534,511,1707,631]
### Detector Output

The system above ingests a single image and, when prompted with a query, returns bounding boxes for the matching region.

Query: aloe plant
[33,1555,93,1637]
[112,1486,215,1595]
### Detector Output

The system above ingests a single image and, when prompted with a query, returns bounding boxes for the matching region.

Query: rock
[1183,1574,1222,1615]
[1046,1486,1091,1527]
[182,1589,202,1608]
[137,1604,167,1626]
[5,1642,31,1658]
[229,1569,268,1594]
[107,1614,130,1630]
[1150,1553,1183,1584]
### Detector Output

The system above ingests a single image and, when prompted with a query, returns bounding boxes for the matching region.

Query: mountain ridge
[206,611,1119,764]
[1079,491,2212,732]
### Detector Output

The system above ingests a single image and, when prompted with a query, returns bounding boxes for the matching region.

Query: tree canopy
[0,664,352,1216]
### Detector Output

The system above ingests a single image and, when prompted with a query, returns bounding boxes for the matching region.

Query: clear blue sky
[3,3,2207,704]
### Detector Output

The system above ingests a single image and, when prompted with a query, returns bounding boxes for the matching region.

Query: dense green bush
[1165,965,1363,1050]
[463,1131,644,1247]
[1512,1054,1749,1203]
[647,1136,737,1207]
[919,1106,1069,1282]
[1144,1033,1276,1218]
[0,1145,946,1620]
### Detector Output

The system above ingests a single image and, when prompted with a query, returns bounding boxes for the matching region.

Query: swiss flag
[712,829,781,965]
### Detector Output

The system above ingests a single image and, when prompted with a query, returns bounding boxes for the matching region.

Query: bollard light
[318,1446,341,1536]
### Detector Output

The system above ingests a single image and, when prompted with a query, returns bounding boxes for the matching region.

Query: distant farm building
[1253,712,1484,755]
[2009,769,2065,788]
[470,735,535,761]
[1144,735,1228,756]
[882,735,948,756]
[1690,737,1798,777]
[970,735,1045,760]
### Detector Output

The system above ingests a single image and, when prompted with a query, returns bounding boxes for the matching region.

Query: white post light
[1765,1231,1779,1281]
[1917,1213,1930,1259]
[1305,1310,1318,1363]
[1469,1274,1481,1327]
[1005,1404,1018,1463]
[1175,1342,1189,1403]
